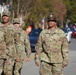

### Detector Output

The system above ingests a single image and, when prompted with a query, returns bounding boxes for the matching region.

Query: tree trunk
[17,0,20,17]
[60,19,64,28]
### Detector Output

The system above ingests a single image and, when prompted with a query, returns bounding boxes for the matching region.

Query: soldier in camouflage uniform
[1,10,17,75]
[13,18,31,75]
[0,23,7,75]
[35,14,69,75]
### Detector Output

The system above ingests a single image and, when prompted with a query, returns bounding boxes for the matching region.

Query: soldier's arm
[35,32,43,64]
[4,30,9,56]
[62,33,69,66]
[24,32,31,58]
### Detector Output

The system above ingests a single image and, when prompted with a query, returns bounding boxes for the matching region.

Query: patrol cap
[47,14,57,22]
[2,10,11,17]
[13,18,20,24]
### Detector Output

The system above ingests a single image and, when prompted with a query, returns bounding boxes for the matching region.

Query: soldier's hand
[26,58,30,62]
[6,60,12,64]
[16,58,20,62]
[35,61,40,66]
[62,64,67,68]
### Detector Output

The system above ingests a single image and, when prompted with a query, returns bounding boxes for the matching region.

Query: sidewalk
[64,50,76,75]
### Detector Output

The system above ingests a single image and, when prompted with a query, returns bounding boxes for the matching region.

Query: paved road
[64,38,76,75]
[21,38,76,75]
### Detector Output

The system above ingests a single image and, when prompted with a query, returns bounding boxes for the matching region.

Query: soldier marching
[35,14,69,75]
[13,18,31,75]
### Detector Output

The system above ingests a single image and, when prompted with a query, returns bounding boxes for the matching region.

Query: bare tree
[51,0,66,26]
[13,0,67,27]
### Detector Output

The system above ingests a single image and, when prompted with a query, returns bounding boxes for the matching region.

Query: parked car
[29,29,42,52]
[62,28,72,43]
[70,27,76,38]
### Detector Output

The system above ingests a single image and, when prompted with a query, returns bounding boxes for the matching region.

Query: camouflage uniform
[4,24,16,75]
[35,15,69,75]
[13,18,31,75]
[1,10,17,75]
[0,23,7,75]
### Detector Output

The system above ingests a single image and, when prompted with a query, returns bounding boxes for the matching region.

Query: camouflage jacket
[3,24,17,60]
[0,23,7,59]
[14,28,31,60]
[35,27,69,64]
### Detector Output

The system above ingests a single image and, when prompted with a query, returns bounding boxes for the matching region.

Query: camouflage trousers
[4,57,15,75]
[0,59,5,75]
[40,61,63,75]
[14,61,23,75]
